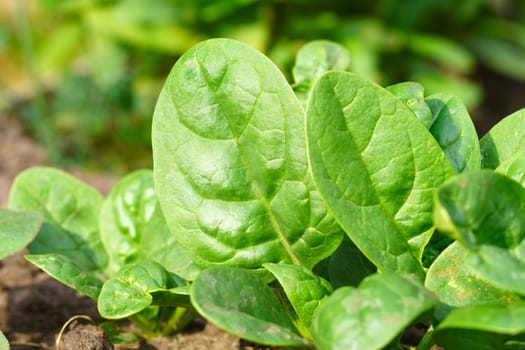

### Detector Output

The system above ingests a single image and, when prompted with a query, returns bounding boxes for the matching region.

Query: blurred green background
[1,0,524,173]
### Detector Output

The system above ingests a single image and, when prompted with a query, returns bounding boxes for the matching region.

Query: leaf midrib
[193,54,301,266]
[316,78,422,264]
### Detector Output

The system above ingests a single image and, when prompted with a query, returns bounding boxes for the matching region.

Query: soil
[0,117,276,350]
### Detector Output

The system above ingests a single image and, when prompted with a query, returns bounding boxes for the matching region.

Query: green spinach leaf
[307,71,454,280]
[191,266,309,347]
[387,81,433,128]
[434,170,525,295]
[425,242,519,307]
[495,150,525,187]
[434,170,525,250]
[481,108,525,169]
[264,262,332,330]
[293,40,352,106]
[426,93,481,173]
[25,253,104,300]
[9,167,107,272]
[98,261,188,319]
[325,236,376,288]
[311,272,436,350]
[100,169,198,279]
[152,38,342,277]
[433,302,525,349]
[0,209,42,260]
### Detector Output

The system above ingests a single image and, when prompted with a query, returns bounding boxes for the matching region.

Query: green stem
[273,285,312,341]
[161,307,197,336]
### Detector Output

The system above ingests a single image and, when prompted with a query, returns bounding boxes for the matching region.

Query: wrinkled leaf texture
[152,38,342,277]
[307,71,454,280]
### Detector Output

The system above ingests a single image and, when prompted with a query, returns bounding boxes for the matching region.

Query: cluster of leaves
[2,0,525,168]
[2,38,525,349]
[4,169,196,341]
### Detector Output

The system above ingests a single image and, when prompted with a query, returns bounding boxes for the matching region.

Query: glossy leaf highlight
[0,331,8,350]
[434,302,525,348]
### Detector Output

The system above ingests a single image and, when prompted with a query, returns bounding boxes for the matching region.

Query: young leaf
[311,272,437,350]
[152,38,342,275]
[264,263,332,329]
[481,108,525,169]
[433,302,525,349]
[463,244,525,296]
[191,266,308,347]
[425,242,520,307]
[25,254,104,300]
[9,167,107,271]
[0,209,42,260]
[100,169,198,280]
[293,40,352,105]
[98,261,188,319]
[434,170,525,250]
[387,81,433,128]
[426,93,481,173]
[307,71,454,280]
[434,170,525,295]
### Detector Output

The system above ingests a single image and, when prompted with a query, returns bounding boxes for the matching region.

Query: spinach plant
[149,38,525,349]
[5,38,525,349]
[7,168,195,339]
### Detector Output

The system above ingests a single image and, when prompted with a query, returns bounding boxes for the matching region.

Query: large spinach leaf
[306,71,455,280]
[152,38,342,276]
